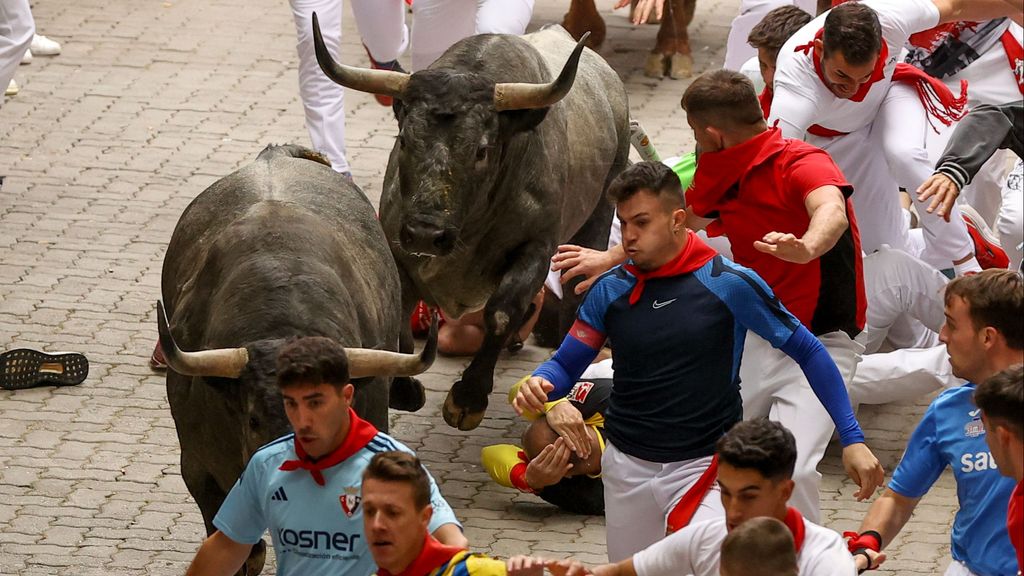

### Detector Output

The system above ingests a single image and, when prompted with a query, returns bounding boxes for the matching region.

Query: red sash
[665,455,719,534]
[278,408,378,486]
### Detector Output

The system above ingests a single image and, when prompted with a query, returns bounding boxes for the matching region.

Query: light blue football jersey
[215,432,460,576]
[890,384,1017,576]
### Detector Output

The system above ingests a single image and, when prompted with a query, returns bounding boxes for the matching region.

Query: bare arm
[753,185,848,264]
[683,207,715,232]
[185,531,252,576]
[433,523,469,549]
[933,0,1024,24]
[858,488,921,549]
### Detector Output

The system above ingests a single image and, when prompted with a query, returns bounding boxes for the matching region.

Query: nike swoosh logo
[652,298,677,309]
[969,409,981,418]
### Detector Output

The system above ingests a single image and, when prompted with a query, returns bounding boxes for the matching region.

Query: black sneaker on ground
[0,349,89,390]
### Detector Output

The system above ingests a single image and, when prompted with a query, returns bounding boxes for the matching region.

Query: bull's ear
[498,107,549,135]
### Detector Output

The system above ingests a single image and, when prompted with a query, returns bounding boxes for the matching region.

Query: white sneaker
[30,34,61,56]
[5,79,19,97]
[21,48,32,65]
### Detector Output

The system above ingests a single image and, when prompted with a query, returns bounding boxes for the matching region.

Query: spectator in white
[0,0,33,101]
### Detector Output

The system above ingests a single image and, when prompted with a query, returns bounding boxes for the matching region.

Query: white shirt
[769,0,940,138]
[632,515,857,576]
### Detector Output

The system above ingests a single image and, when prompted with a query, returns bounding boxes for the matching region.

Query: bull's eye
[398,133,406,149]
[248,415,260,430]
[476,146,487,162]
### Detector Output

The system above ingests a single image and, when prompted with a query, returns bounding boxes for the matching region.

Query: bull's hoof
[389,377,426,412]
[644,52,667,78]
[506,337,524,354]
[442,391,486,431]
[669,53,693,79]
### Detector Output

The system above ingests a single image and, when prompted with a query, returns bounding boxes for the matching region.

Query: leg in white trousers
[601,443,723,562]
[289,0,350,173]
[722,0,816,71]
[410,0,534,71]
[351,0,408,63]
[0,0,33,106]
[739,331,863,523]
[860,246,948,355]
[944,559,982,576]
[873,83,975,269]
[998,158,1023,271]
[850,346,963,406]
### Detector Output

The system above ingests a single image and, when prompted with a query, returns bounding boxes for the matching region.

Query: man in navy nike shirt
[515,161,879,561]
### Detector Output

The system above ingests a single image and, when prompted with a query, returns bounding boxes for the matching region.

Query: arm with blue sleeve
[779,326,864,446]
[701,260,863,445]
[531,278,612,401]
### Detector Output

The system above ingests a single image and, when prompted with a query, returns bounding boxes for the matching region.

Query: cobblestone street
[0,0,960,573]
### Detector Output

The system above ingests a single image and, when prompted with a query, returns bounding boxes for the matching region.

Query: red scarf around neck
[689,128,787,219]
[376,534,467,576]
[278,407,379,486]
[783,506,807,553]
[622,230,717,306]
[790,27,967,134]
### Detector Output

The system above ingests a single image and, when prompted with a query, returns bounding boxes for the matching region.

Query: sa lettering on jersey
[961,451,999,473]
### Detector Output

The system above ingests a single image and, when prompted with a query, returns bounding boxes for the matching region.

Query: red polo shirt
[689,128,865,337]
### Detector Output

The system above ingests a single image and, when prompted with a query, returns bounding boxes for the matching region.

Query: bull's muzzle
[399,215,457,256]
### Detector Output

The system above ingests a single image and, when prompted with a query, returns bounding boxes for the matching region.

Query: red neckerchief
[1000,29,1024,95]
[666,455,719,534]
[689,128,786,219]
[783,506,807,553]
[278,408,378,486]
[795,28,888,103]
[376,534,467,576]
[622,231,717,305]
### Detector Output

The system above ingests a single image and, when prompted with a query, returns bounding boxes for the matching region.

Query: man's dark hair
[681,70,766,131]
[363,451,432,509]
[721,517,798,576]
[944,269,1024,350]
[748,5,813,63]
[607,161,685,208]
[975,364,1024,441]
[276,336,350,389]
[716,419,797,481]
[822,2,882,65]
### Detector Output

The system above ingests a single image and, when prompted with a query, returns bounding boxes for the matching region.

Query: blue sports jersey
[534,244,862,463]
[214,432,459,576]
[889,384,1017,576]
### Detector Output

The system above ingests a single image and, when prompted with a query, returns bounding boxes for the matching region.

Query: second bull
[313,20,630,430]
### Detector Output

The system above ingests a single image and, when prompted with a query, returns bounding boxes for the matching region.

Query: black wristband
[853,549,873,574]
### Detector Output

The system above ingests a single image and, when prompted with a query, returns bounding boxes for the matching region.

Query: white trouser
[602,443,723,562]
[944,559,981,576]
[739,330,863,524]
[850,346,963,406]
[0,0,33,106]
[352,0,408,63]
[873,83,975,268]
[722,0,816,71]
[998,158,1024,271]
[407,0,534,71]
[860,246,947,355]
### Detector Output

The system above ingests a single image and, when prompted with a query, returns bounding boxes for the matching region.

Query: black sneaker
[0,349,89,390]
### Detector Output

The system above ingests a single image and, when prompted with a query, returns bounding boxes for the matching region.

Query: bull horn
[346,313,438,378]
[157,301,249,379]
[312,12,409,100]
[493,31,590,111]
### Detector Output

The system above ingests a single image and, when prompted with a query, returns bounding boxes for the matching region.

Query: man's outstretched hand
[842,443,885,501]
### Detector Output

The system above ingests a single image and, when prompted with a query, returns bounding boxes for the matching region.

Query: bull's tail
[257,144,332,168]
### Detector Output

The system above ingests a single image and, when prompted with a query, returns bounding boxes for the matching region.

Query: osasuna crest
[340,487,361,517]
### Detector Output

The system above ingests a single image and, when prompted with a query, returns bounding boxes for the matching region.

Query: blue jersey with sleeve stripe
[889,385,1016,576]
[214,432,460,576]
[574,255,800,463]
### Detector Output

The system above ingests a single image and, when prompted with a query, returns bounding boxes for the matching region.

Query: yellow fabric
[479,444,524,489]
[426,550,507,576]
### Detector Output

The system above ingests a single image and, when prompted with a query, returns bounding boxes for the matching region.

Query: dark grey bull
[159,145,436,575]
[313,17,630,430]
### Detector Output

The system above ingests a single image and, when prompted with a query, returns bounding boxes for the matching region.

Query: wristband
[844,530,882,553]
[852,549,873,573]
